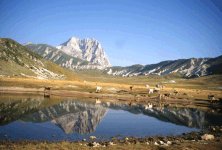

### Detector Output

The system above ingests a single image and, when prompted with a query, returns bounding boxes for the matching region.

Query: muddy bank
[1,126,222,150]
[1,86,221,112]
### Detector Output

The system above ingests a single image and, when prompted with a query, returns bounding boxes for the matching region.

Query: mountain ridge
[3,37,221,78]
[105,55,222,78]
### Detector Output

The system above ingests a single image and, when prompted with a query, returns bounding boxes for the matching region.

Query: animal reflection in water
[96,86,102,93]
[0,97,222,139]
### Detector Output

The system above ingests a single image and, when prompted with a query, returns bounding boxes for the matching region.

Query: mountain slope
[26,43,108,70]
[56,37,111,68]
[106,56,222,78]
[0,38,77,79]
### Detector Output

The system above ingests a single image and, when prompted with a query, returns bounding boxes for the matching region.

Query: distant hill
[0,38,77,80]
[105,56,222,78]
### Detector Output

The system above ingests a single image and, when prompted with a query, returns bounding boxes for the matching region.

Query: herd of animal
[94,83,221,103]
[95,83,173,100]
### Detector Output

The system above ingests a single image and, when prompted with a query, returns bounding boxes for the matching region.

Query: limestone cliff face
[26,37,111,70]
[4,99,221,134]
[52,108,106,134]
[57,37,111,68]
[22,100,107,134]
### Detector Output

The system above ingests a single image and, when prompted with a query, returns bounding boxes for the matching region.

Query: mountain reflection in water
[0,95,221,141]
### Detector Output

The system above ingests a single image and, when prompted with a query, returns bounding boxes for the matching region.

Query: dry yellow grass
[0,75,222,101]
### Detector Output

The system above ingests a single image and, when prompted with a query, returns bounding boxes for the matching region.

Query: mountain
[22,100,107,134]
[23,37,222,78]
[0,38,77,79]
[1,98,221,131]
[56,37,111,68]
[105,103,222,128]
[105,56,222,78]
[26,43,108,70]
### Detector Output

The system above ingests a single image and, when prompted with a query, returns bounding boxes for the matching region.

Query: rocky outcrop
[22,100,107,134]
[57,37,111,68]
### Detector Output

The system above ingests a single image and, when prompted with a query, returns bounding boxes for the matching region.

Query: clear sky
[0,0,222,66]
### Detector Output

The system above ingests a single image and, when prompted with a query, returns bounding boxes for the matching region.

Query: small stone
[159,141,164,145]
[201,134,215,140]
[82,138,86,142]
[167,141,172,145]
[89,136,96,140]
[108,142,116,146]
[154,142,159,146]
[90,142,100,147]
[146,142,149,145]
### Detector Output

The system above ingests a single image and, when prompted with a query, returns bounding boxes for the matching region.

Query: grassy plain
[0,73,222,101]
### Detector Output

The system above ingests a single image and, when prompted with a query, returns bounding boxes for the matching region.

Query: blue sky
[0,0,222,66]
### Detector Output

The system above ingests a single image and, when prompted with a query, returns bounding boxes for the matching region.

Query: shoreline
[0,86,221,109]
[0,81,222,149]
[1,126,221,149]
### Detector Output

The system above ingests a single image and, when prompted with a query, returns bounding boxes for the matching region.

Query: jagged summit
[56,37,111,68]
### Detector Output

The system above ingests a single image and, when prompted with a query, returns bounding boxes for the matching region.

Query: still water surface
[0,94,221,141]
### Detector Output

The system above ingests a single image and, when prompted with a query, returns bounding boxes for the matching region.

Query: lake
[0,94,221,141]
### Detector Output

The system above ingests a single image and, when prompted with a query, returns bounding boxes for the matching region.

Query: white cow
[154,87,160,92]
[96,98,101,104]
[96,86,102,93]
[144,103,153,109]
[148,88,154,94]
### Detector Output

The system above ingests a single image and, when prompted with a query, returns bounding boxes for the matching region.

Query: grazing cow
[154,87,160,93]
[83,80,87,87]
[159,93,170,100]
[44,87,51,97]
[95,98,101,104]
[144,103,153,109]
[130,85,134,91]
[164,93,171,99]
[128,101,132,106]
[96,86,102,93]
[173,90,179,95]
[156,84,161,88]
[208,95,215,102]
[148,103,153,108]
[164,93,171,97]
[148,88,154,94]
[156,84,164,89]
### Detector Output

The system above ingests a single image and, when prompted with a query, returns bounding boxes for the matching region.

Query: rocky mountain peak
[56,37,111,68]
